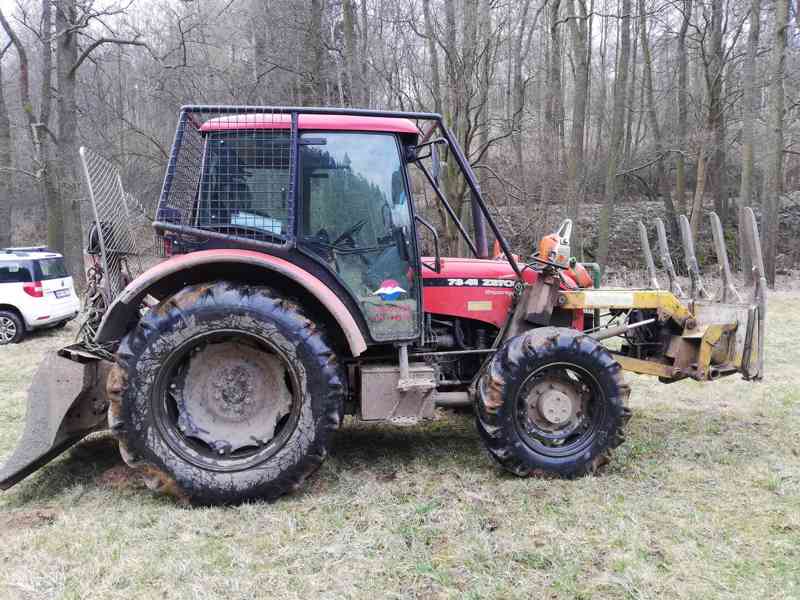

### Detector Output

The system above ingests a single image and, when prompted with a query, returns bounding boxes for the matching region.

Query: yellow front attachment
[562,207,766,383]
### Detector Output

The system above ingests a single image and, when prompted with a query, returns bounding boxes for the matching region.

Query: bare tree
[675,0,692,216]
[764,0,788,286]
[597,0,632,270]
[0,2,59,250]
[0,43,12,248]
[705,0,728,222]
[739,0,761,282]
[566,0,590,256]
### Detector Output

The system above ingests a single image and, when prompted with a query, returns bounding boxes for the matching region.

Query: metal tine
[708,212,742,303]
[741,206,766,379]
[655,218,685,297]
[678,214,710,300]
[637,221,661,290]
[742,207,766,282]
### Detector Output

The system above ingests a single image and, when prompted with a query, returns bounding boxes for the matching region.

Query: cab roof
[200,113,420,136]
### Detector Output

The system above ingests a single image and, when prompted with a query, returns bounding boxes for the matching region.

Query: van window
[34,258,69,280]
[0,262,34,283]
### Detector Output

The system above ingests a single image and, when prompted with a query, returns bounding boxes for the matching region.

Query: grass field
[1,293,799,599]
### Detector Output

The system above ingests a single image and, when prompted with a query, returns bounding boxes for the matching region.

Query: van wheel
[0,310,24,345]
[109,281,346,505]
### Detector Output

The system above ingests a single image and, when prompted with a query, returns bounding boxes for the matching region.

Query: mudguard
[0,353,111,490]
[95,249,368,357]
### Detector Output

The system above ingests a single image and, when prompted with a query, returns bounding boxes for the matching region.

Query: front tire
[476,327,630,477]
[109,281,346,505]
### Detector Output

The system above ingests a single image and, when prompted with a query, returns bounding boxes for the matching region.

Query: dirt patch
[0,508,58,533]
[96,464,141,489]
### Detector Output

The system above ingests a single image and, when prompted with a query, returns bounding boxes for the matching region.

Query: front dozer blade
[0,353,110,490]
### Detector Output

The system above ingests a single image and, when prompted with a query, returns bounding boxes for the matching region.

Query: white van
[0,247,80,345]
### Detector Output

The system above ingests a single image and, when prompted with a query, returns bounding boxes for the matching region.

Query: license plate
[55,289,70,298]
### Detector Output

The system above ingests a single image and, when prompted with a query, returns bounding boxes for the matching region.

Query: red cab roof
[200,113,420,135]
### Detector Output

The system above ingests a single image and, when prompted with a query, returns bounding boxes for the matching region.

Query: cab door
[298,131,420,342]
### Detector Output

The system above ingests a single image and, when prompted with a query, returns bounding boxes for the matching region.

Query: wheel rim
[0,317,17,343]
[513,362,606,459]
[152,329,303,473]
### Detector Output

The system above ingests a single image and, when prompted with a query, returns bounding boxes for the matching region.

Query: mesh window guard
[156,107,296,249]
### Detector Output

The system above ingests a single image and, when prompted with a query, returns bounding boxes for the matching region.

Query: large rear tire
[108,281,346,505]
[476,327,630,477]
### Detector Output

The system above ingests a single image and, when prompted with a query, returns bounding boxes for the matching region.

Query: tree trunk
[252,0,268,103]
[592,11,608,164]
[764,0,788,287]
[545,0,563,166]
[422,0,443,114]
[706,0,727,222]
[359,0,369,106]
[597,0,632,270]
[0,57,12,248]
[476,0,492,160]
[55,0,86,289]
[342,0,358,105]
[639,0,678,238]
[739,0,761,283]
[303,0,325,105]
[511,0,533,188]
[690,148,707,237]
[566,0,589,257]
[422,0,441,114]
[623,17,638,162]
[675,0,691,216]
[39,0,60,252]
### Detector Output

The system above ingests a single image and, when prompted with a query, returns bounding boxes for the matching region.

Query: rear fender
[95,249,368,357]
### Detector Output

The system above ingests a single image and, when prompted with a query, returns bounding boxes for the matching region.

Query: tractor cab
[164,112,425,344]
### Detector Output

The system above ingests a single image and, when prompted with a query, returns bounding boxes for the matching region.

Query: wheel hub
[212,365,255,419]
[176,341,293,454]
[0,317,17,343]
[525,376,584,435]
[537,388,573,425]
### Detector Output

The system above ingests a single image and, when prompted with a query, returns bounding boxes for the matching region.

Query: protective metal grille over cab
[156,107,296,248]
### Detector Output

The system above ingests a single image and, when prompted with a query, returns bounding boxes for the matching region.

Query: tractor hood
[420,257,541,328]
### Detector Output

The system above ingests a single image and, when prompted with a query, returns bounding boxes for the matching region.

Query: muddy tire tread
[108,281,346,505]
[475,327,631,478]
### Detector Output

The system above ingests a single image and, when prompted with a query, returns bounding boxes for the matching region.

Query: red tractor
[0,107,766,505]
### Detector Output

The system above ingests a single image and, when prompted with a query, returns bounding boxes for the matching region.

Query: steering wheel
[332,219,367,247]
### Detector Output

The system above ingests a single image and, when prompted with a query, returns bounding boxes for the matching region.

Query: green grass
[1,293,799,599]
